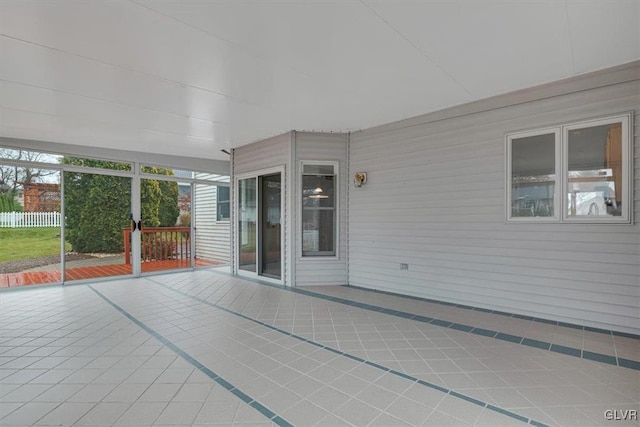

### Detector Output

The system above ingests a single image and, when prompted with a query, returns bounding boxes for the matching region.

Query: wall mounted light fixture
[354,172,367,188]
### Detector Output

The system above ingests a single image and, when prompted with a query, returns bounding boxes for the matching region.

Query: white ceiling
[1,0,638,161]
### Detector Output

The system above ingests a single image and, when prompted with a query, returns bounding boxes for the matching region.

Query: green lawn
[0,227,71,262]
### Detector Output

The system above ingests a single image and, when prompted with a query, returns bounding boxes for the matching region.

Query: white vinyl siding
[233,133,291,176]
[194,184,230,263]
[348,73,639,334]
[295,132,348,286]
[232,132,292,284]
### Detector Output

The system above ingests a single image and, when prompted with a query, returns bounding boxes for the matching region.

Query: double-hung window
[507,114,631,223]
[301,162,337,256]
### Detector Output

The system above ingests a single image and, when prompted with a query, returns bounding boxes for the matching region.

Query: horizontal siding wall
[295,132,348,286]
[194,184,230,263]
[233,132,292,284]
[233,133,291,175]
[349,78,640,334]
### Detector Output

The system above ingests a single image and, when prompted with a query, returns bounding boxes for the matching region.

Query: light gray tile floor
[1,270,638,426]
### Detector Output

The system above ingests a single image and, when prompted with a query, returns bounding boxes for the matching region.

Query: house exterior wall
[193,184,230,263]
[348,64,640,334]
[233,133,291,176]
[232,132,292,284]
[294,132,348,286]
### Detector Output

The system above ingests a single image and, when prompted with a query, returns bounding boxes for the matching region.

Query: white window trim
[562,114,631,223]
[506,113,632,224]
[216,185,231,222]
[506,127,561,222]
[299,160,339,260]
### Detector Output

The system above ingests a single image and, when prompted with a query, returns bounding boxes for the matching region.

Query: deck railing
[123,226,190,264]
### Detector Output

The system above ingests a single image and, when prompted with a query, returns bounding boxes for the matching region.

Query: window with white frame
[301,162,337,256]
[507,114,631,223]
[216,186,230,221]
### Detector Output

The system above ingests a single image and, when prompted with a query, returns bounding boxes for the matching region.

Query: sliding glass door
[63,170,133,281]
[0,166,62,288]
[260,174,281,279]
[237,171,282,281]
[1,146,232,287]
[140,177,192,274]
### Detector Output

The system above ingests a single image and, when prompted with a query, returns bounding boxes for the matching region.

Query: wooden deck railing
[123,226,190,264]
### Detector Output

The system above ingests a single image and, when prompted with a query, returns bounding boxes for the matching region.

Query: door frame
[234,165,285,284]
[63,167,137,284]
[138,172,193,277]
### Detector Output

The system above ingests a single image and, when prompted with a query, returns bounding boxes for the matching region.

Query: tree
[63,158,179,253]
[141,166,179,228]
[0,149,59,193]
[63,159,131,253]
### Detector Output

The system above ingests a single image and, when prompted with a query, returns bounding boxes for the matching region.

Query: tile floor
[0,269,638,426]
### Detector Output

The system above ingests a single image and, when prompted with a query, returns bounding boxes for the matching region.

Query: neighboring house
[173,170,193,214]
[144,168,230,264]
[13,188,24,208]
[193,173,230,264]
[22,182,60,212]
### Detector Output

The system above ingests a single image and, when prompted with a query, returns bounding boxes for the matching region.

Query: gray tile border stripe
[207,271,639,371]
[151,278,547,427]
[522,338,551,351]
[582,351,617,366]
[449,391,485,407]
[87,285,292,427]
[549,344,582,358]
[9,271,635,372]
[618,358,640,370]
[530,420,551,427]
[495,332,523,344]
[342,284,640,340]
[487,405,529,423]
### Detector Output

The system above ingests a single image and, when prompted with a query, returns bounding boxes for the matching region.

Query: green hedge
[63,159,179,253]
[0,192,23,212]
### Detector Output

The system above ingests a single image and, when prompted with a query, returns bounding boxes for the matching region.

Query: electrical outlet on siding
[400,263,409,270]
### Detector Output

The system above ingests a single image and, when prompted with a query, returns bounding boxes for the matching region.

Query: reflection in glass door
[260,174,281,279]
[63,170,132,281]
[238,178,257,272]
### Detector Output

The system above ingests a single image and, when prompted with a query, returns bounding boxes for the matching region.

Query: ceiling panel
[364,0,574,98]
[0,81,228,141]
[0,107,231,159]
[0,1,637,159]
[565,0,640,73]
[0,36,233,124]
[136,0,470,102]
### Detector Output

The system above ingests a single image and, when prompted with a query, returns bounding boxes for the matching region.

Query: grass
[0,227,71,262]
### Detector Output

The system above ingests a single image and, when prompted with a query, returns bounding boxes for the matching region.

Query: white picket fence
[0,211,61,228]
